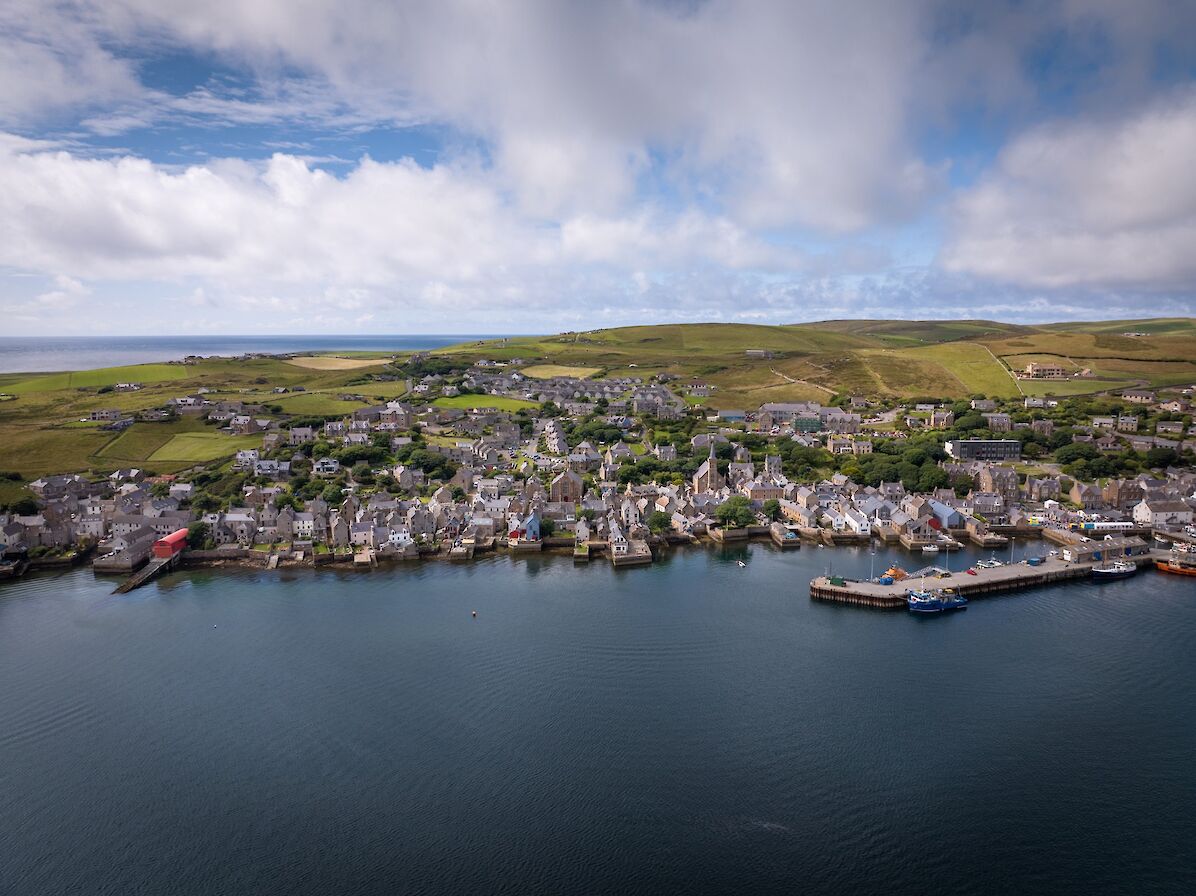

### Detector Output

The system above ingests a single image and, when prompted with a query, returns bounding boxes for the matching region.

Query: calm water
[0,335,505,374]
[1,545,1194,895]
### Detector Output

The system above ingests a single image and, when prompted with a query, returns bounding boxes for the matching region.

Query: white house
[1132,499,1193,528]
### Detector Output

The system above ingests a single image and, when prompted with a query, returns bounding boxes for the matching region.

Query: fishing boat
[1156,545,1196,577]
[906,587,968,615]
[906,589,941,614]
[1091,559,1137,581]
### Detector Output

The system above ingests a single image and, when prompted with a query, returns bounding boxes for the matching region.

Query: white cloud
[5,0,941,232]
[941,88,1196,289]
[0,0,144,125]
[0,138,817,330]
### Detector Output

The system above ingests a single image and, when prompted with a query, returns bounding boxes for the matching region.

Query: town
[2,342,1195,597]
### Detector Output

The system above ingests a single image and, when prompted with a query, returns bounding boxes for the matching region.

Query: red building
[152,529,189,559]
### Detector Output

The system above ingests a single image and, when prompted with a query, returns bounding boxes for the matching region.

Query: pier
[113,554,178,594]
[809,550,1165,610]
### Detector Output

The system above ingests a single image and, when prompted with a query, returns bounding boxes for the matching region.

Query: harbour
[2,547,1194,895]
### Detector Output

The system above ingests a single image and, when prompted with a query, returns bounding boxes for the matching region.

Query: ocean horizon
[0,335,513,375]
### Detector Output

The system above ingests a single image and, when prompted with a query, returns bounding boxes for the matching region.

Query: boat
[884,565,908,580]
[737,560,747,568]
[906,587,968,615]
[1156,545,1196,577]
[1092,559,1137,580]
[921,544,940,554]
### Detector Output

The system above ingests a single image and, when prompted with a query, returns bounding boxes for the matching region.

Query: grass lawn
[432,395,539,411]
[148,432,263,463]
[522,364,602,379]
[5,363,190,395]
[286,357,391,370]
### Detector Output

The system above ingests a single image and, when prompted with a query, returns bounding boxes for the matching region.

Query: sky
[1,0,1195,335]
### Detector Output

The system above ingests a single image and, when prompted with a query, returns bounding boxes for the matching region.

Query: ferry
[906,587,968,615]
[1091,559,1137,581]
[1156,545,1196,577]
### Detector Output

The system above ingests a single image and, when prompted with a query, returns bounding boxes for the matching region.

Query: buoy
[213,624,217,628]
[471,610,477,618]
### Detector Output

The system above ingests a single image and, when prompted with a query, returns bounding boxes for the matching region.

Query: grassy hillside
[429,317,1196,407]
[802,319,1031,347]
[1,317,1192,479]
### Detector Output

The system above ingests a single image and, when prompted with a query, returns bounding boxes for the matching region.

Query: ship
[907,587,968,615]
[1156,545,1196,577]
[1091,559,1137,580]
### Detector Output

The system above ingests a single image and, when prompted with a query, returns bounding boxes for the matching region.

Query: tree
[646,510,673,534]
[10,496,38,516]
[1146,446,1179,468]
[539,517,556,537]
[762,499,781,521]
[186,521,210,549]
[715,495,755,529]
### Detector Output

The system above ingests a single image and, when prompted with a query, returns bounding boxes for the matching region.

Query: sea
[1,543,1193,895]
[0,335,504,374]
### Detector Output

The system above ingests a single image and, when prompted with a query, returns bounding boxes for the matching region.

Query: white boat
[922,544,940,554]
[737,560,746,568]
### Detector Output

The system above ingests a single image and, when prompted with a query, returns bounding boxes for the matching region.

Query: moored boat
[907,588,968,615]
[1156,545,1196,577]
[1092,559,1137,580]
[921,544,940,554]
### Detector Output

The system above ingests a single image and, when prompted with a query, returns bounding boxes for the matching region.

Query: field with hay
[285,356,390,370]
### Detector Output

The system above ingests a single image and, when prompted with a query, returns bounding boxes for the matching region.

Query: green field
[432,395,539,411]
[147,432,262,463]
[900,343,1021,397]
[0,478,34,506]
[5,363,190,395]
[270,392,368,415]
[0,427,113,477]
[95,424,183,464]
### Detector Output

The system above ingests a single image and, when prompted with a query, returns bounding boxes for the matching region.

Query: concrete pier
[809,551,1163,610]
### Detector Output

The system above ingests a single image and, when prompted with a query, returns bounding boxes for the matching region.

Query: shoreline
[90,529,1043,585]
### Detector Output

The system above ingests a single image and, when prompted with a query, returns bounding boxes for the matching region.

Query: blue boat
[907,588,968,615]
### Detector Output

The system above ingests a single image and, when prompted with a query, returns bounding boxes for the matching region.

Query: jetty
[809,549,1163,609]
[113,555,178,594]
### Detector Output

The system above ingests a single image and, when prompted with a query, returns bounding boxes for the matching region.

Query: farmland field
[270,392,369,415]
[147,432,262,463]
[0,427,112,476]
[1019,377,1135,397]
[432,395,539,411]
[522,364,602,379]
[94,424,182,464]
[900,343,1021,397]
[286,357,390,370]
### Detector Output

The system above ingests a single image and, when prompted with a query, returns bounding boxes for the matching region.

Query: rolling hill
[435,318,1196,408]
